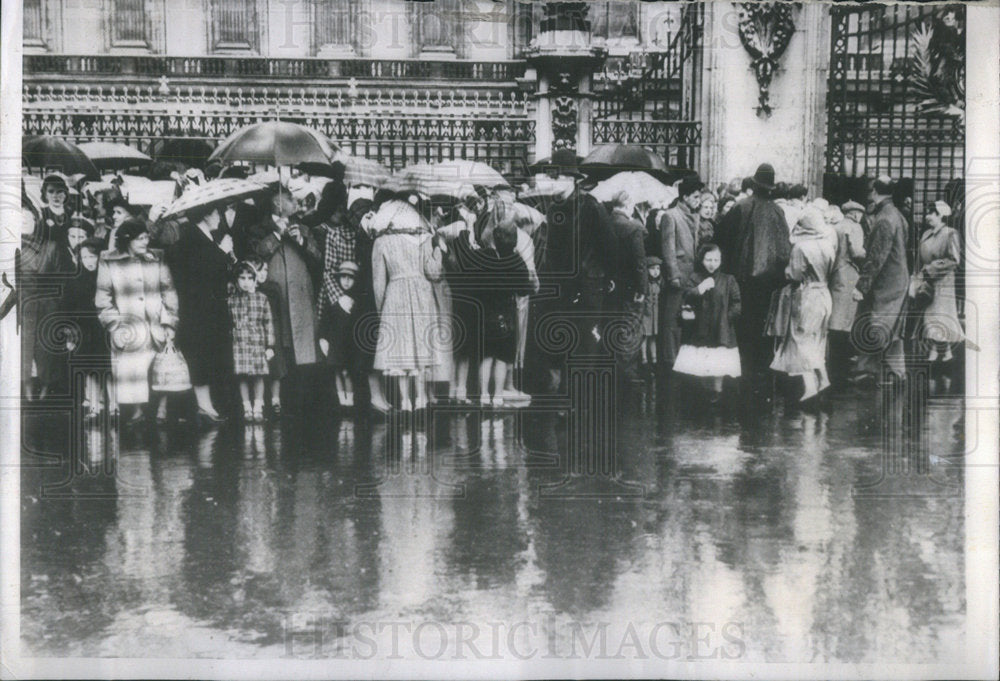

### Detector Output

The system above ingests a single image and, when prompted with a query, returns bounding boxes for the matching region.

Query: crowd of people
[15,148,965,428]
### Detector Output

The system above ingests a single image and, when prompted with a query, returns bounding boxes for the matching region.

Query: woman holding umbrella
[166,199,237,424]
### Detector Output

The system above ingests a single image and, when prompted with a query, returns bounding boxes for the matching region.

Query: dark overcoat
[167,223,234,385]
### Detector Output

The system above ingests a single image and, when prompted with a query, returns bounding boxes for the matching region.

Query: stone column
[526,2,605,158]
[701,1,830,192]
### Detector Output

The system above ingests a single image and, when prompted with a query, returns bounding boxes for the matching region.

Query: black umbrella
[22,136,100,180]
[580,144,672,183]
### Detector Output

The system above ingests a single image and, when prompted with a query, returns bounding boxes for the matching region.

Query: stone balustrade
[24,54,527,82]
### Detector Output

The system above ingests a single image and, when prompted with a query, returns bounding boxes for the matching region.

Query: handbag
[912,278,935,309]
[150,339,192,392]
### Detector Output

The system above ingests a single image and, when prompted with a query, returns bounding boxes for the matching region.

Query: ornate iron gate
[591,2,703,171]
[825,3,965,215]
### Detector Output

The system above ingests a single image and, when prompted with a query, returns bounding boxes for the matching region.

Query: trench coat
[95,249,179,404]
[254,218,323,366]
[828,216,866,332]
[770,237,836,376]
[659,202,699,364]
[372,231,442,372]
[853,198,910,353]
[912,224,963,343]
[167,223,234,385]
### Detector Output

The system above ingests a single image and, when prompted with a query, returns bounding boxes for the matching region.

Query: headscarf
[791,208,837,278]
[368,199,431,237]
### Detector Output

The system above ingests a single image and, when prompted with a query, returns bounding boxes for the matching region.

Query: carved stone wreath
[737,2,799,117]
[550,71,579,150]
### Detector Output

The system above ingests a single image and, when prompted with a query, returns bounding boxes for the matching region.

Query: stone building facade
[21,1,966,206]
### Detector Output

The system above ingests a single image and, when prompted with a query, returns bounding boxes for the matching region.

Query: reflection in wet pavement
[21,388,965,662]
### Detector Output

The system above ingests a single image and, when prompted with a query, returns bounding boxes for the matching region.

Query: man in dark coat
[607,190,648,383]
[659,174,704,368]
[713,163,791,397]
[526,150,616,395]
[852,176,910,382]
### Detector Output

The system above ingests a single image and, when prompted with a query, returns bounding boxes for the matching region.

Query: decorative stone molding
[737,1,798,117]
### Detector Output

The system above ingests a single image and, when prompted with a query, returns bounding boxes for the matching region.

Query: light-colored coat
[659,202,699,365]
[372,232,443,372]
[254,221,322,366]
[828,217,866,332]
[95,249,178,404]
[912,225,963,343]
[855,198,910,341]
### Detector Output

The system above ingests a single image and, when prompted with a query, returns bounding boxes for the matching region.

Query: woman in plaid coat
[95,219,178,421]
[228,261,275,422]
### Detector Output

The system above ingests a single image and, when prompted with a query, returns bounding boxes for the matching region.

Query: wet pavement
[20,385,965,663]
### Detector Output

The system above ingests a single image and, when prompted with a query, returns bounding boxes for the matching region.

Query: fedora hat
[677,174,705,197]
[532,148,587,180]
[750,163,776,191]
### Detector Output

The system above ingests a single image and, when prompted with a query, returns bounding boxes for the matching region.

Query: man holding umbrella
[526,149,616,395]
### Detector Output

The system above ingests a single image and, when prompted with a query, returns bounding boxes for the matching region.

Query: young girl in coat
[641,256,662,369]
[248,257,285,417]
[318,261,360,408]
[672,243,742,403]
[228,261,275,422]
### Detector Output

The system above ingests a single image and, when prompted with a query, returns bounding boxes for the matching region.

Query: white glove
[698,277,715,293]
[319,338,329,356]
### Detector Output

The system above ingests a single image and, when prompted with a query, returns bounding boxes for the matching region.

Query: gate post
[701,1,829,191]
[525,2,606,158]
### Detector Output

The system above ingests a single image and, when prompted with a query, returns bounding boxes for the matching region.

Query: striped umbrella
[333,152,391,188]
[385,160,509,200]
[160,178,269,219]
[78,142,152,170]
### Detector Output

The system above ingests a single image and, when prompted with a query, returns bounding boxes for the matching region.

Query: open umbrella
[332,152,391,188]
[160,178,269,220]
[385,160,509,200]
[589,171,678,209]
[22,136,100,180]
[297,152,390,188]
[209,121,334,167]
[78,142,152,170]
[581,144,670,182]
